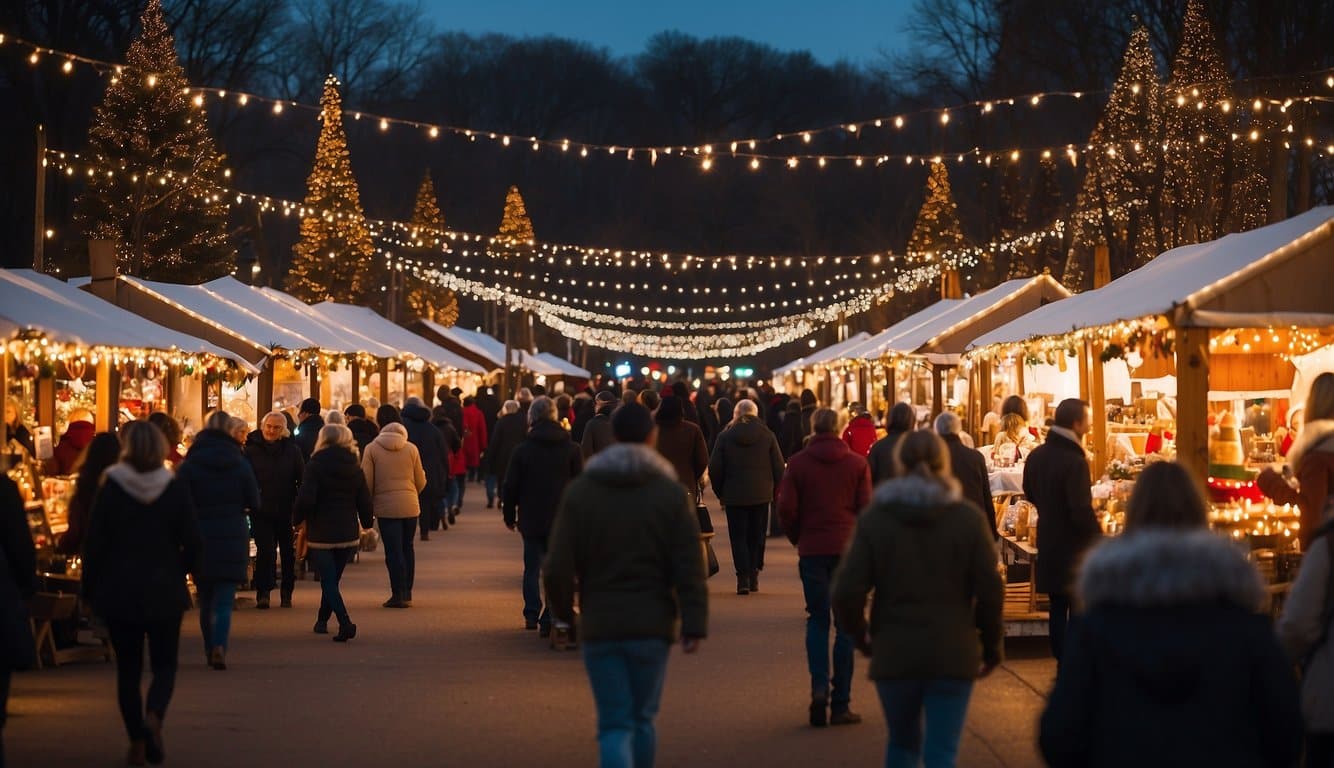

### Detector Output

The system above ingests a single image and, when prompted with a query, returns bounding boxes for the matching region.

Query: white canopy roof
[841,299,964,361]
[416,321,507,370]
[209,282,396,358]
[0,269,252,368]
[311,302,486,374]
[111,276,317,354]
[773,332,872,376]
[970,207,1334,351]
[529,351,590,379]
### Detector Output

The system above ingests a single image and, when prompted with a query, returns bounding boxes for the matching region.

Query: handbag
[695,487,720,578]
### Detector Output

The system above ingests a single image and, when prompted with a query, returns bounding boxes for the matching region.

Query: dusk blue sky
[419,0,916,65]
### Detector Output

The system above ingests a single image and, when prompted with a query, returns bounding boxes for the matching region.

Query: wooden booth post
[349,360,361,405]
[402,363,409,402]
[256,366,274,416]
[1089,342,1108,480]
[1175,327,1212,486]
[377,359,389,405]
[94,358,117,432]
[930,366,944,418]
[308,363,320,401]
[36,376,55,432]
[977,359,993,443]
[422,368,435,406]
[885,361,896,407]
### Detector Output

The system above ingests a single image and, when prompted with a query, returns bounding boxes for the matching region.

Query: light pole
[236,238,258,285]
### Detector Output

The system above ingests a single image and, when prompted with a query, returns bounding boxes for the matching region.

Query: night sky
[419,0,917,65]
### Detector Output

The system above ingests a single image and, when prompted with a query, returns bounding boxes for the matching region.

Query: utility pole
[34,124,46,272]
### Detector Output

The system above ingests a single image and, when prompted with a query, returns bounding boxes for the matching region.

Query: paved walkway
[8,487,1055,767]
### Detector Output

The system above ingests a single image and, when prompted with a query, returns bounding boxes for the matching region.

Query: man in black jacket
[580,390,617,460]
[2,473,36,752]
[867,402,915,485]
[935,411,998,540]
[484,400,526,509]
[292,398,324,460]
[343,403,378,456]
[402,397,449,539]
[1022,398,1100,663]
[503,397,583,634]
[244,412,305,608]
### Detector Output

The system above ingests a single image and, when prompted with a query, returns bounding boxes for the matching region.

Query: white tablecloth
[989,466,1025,494]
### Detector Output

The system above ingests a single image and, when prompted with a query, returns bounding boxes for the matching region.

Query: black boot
[255,591,270,610]
[333,622,357,642]
[748,571,759,593]
[809,696,828,728]
[279,590,293,608]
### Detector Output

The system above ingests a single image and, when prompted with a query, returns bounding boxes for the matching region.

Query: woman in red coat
[462,397,488,481]
[841,406,878,458]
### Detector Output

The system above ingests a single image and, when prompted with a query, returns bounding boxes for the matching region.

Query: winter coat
[485,411,527,480]
[1,474,35,600]
[654,419,709,492]
[347,417,379,456]
[1040,529,1303,768]
[462,403,488,469]
[832,474,1003,680]
[571,395,595,442]
[778,402,805,459]
[292,413,324,461]
[799,403,817,442]
[49,419,95,476]
[867,429,910,486]
[503,420,583,538]
[244,432,304,524]
[81,464,201,623]
[841,414,878,457]
[361,424,427,519]
[476,390,502,441]
[293,445,373,549]
[1022,429,1101,595]
[1278,520,1334,731]
[176,429,260,585]
[696,391,720,451]
[440,397,464,439]
[545,443,707,643]
[777,434,871,557]
[707,417,784,508]
[1258,419,1334,549]
[401,402,448,499]
[580,410,616,459]
[942,433,997,539]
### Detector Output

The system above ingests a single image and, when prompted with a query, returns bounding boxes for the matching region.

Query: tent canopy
[310,302,486,374]
[880,275,1069,361]
[206,280,398,357]
[0,269,253,369]
[773,332,872,376]
[842,299,963,361]
[415,321,507,371]
[530,351,590,379]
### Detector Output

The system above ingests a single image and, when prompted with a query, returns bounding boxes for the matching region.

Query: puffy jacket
[401,402,448,497]
[175,429,259,585]
[1258,419,1334,550]
[707,417,784,507]
[361,424,427,519]
[841,414,878,457]
[294,445,373,548]
[244,431,304,523]
[503,420,583,537]
[777,434,870,557]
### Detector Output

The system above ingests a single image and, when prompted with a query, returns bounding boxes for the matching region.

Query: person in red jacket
[462,396,489,482]
[778,407,872,729]
[841,404,878,458]
[47,409,96,475]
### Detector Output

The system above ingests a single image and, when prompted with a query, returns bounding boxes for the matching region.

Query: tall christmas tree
[72,0,231,281]
[997,163,1029,279]
[285,75,381,306]
[496,185,535,245]
[404,170,458,325]
[1066,24,1165,289]
[1023,156,1066,279]
[907,162,969,286]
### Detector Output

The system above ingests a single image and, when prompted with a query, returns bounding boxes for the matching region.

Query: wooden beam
[308,364,320,402]
[377,359,389,405]
[1176,327,1211,486]
[1078,341,1091,405]
[1089,342,1107,480]
[94,359,113,432]
[931,366,944,418]
[422,369,435,406]
[978,360,993,442]
[36,376,55,433]
[256,366,274,416]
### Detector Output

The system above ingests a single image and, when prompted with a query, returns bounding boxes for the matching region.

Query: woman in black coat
[1039,462,1302,768]
[175,412,260,671]
[82,421,200,765]
[294,425,373,642]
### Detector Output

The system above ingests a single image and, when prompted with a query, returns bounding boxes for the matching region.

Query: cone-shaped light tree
[404,171,458,325]
[496,185,536,244]
[73,0,231,281]
[285,75,382,306]
[907,162,969,290]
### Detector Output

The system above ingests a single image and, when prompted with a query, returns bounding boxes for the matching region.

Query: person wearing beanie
[343,403,379,456]
[581,390,618,460]
[545,403,707,767]
[293,398,325,460]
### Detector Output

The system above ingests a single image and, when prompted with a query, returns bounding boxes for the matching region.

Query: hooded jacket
[1,475,36,636]
[401,402,448,497]
[1258,418,1334,549]
[503,419,583,537]
[294,445,373,548]
[176,429,260,585]
[841,414,878,457]
[244,431,304,523]
[832,473,1003,680]
[1023,429,1101,594]
[544,443,707,643]
[777,434,871,557]
[1040,529,1302,768]
[707,416,785,507]
[49,419,95,476]
[82,464,201,622]
[292,412,324,460]
[485,411,527,478]
[1277,519,1334,731]
[361,424,427,519]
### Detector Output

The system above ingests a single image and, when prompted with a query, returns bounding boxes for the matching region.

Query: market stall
[772,332,872,408]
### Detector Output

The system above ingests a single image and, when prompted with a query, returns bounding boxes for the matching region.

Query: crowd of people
[1,371,1333,768]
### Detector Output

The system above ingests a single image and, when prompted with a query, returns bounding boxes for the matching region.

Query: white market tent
[530,351,591,379]
[842,299,964,361]
[309,302,486,375]
[773,332,872,377]
[414,321,508,371]
[212,280,400,358]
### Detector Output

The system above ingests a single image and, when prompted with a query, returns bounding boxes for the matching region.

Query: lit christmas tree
[72,0,231,281]
[404,170,458,325]
[998,163,1029,279]
[285,75,382,306]
[1065,24,1164,289]
[907,161,969,273]
[496,185,535,245]
[1024,156,1066,278]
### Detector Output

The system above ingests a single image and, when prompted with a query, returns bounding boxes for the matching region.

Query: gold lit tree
[404,170,458,325]
[73,0,231,281]
[285,75,382,305]
[907,162,970,288]
[496,185,535,244]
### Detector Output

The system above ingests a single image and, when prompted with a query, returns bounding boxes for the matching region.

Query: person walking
[294,425,373,642]
[831,429,1003,765]
[777,408,872,727]
[362,422,427,608]
[841,404,878,458]
[503,397,583,634]
[779,399,804,459]
[292,398,325,460]
[653,395,709,506]
[1278,515,1334,765]
[175,411,259,670]
[401,397,449,540]
[431,406,464,525]
[1,473,35,768]
[48,408,95,475]
[146,413,184,468]
[935,411,998,540]
[81,421,200,765]
[1022,398,1100,664]
[868,402,915,485]
[244,411,305,609]
[545,403,707,768]
[462,395,489,483]
[484,400,525,509]
[581,390,618,459]
[476,385,502,445]
[708,399,784,595]
[1259,372,1334,550]
[56,431,121,556]
[1040,461,1303,768]
[343,403,379,456]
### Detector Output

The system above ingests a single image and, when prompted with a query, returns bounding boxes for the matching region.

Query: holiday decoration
[907,162,970,272]
[404,170,459,326]
[496,185,535,245]
[71,0,231,282]
[285,75,383,307]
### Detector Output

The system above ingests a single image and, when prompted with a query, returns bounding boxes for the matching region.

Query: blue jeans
[798,555,854,709]
[445,476,461,509]
[485,473,499,505]
[196,581,237,654]
[309,547,354,626]
[582,639,672,768]
[379,517,417,600]
[522,535,550,628]
[875,679,974,768]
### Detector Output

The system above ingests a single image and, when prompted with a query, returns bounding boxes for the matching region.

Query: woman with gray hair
[709,398,785,595]
[934,411,996,539]
[244,411,306,609]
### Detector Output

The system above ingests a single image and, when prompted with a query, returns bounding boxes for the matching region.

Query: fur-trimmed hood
[372,422,409,451]
[1078,529,1265,612]
[872,473,962,524]
[105,463,174,505]
[1288,418,1334,470]
[585,443,677,486]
